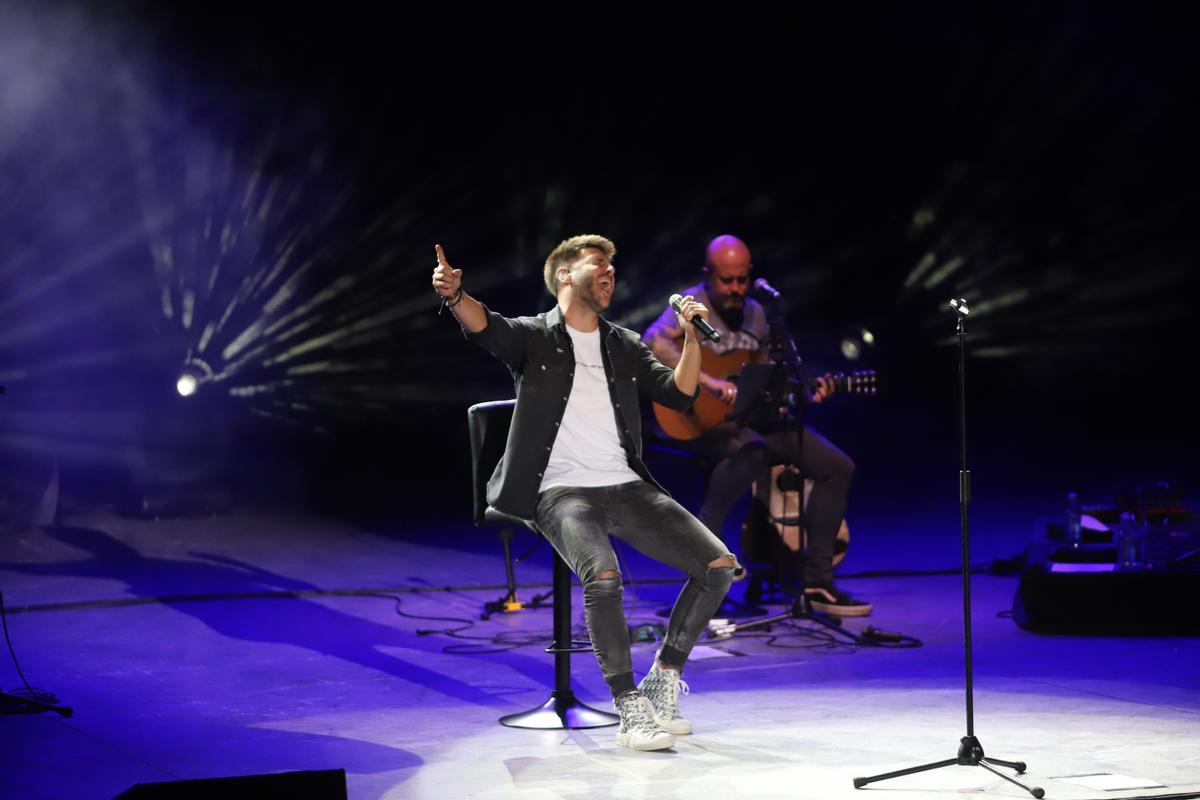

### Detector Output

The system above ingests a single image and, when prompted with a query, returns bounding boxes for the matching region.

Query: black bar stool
[467,400,618,730]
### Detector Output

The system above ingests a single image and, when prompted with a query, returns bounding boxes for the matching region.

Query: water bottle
[1116,512,1145,570]
[1065,492,1082,547]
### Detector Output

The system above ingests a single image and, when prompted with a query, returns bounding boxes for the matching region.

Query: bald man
[643,235,870,616]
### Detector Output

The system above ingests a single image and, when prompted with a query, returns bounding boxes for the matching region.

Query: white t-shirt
[538,324,643,492]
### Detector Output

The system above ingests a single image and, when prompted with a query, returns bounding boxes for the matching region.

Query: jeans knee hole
[585,575,623,595]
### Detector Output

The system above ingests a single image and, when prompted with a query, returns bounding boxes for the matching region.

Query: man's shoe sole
[654,715,692,735]
[617,731,676,751]
[810,599,873,617]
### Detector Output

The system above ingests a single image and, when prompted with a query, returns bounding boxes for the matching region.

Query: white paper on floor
[1054,772,1167,791]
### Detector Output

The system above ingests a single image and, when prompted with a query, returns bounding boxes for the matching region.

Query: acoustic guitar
[652,348,878,441]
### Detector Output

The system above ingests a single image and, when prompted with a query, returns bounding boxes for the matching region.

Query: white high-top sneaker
[637,657,692,735]
[614,691,676,751]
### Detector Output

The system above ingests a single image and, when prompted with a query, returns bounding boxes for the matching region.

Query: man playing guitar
[643,234,871,616]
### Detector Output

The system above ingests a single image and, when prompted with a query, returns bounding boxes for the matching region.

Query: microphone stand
[710,290,853,640]
[851,299,1043,798]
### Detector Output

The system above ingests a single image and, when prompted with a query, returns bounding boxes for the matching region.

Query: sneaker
[614,691,676,751]
[805,584,872,617]
[637,656,692,735]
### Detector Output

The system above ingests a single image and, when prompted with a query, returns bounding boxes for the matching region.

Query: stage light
[840,327,876,361]
[175,358,214,398]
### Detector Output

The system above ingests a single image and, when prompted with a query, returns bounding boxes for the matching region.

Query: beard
[575,274,611,313]
[712,300,744,332]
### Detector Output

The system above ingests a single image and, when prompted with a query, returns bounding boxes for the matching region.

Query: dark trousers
[534,481,736,698]
[694,422,854,587]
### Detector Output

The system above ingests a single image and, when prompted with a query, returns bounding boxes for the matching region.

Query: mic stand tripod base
[706,593,844,640]
[480,528,551,620]
[0,690,73,718]
[853,735,1043,798]
[661,594,768,622]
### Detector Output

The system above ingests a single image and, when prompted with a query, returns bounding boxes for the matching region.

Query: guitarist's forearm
[647,333,683,368]
[673,336,702,395]
[653,335,718,390]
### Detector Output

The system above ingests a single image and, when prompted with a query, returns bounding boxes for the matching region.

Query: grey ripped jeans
[534,480,737,698]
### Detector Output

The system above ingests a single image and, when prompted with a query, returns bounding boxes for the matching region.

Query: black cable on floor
[0,588,72,716]
[390,593,559,654]
[1,589,36,690]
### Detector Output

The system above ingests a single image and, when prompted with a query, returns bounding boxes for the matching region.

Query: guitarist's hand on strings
[811,373,834,404]
[703,375,739,406]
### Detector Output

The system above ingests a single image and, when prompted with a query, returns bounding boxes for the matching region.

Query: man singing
[432,235,738,751]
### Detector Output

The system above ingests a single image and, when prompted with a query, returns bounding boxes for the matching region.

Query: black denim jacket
[466,303,697,520]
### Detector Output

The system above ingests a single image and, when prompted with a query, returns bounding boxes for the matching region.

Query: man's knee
[704,555,738,592]
[705,554,734,585]
[813,454,855,485]
[584,571,623,601]
[708,555,737,570]
[732,441,770,471]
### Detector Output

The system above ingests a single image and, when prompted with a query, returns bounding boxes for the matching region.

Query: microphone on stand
[669,294,721,343]
[753,278,781,300]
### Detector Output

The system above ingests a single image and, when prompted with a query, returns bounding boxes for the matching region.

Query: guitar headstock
[830,370,878,395]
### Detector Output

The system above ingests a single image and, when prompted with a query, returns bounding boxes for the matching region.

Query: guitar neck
[811,370,878,395]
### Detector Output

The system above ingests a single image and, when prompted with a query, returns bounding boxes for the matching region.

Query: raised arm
[432,243,487,333]
[643,298,737,405]
[644,304,687,368]
[670,295,708,397]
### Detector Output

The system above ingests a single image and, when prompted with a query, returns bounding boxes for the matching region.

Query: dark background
[1,3,1196,540]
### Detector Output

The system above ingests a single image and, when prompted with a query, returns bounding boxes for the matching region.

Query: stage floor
[1,505,1198,799]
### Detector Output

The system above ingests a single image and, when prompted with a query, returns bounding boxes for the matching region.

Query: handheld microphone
[669,294,721,343]
[753,277,781,300]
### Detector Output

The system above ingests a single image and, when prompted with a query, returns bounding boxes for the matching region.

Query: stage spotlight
[176,374,197,397]
[175,358,214,398]
[840,327,876,361]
